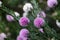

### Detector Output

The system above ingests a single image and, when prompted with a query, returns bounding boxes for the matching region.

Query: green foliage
[0,0,60,40]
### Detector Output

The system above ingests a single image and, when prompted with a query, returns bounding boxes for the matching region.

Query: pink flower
[19,29,29,37]
[17,36,23,40]
[34,17,45,28]
[6,15,14,22]
[47,0,58,8]
[0,33,7,40]
[37,11,46,18]
[19,17,30,27]
[39,28,44,33]
[17,36,28,40]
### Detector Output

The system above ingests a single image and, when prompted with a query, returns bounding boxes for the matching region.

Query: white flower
[23,3,33,12]
[0,1,2,7]
[0,33,7,40]
[14,12,20,17]
[23,12,28,17]
[56,20,60,28]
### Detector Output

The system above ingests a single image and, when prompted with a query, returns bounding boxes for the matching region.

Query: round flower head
[19,17,30,27]
[6,15,14,22]
[23,3,33,12]
[47,0,58,8]
[34,17,45,28]
[19,29,29,37]
[37,11,46,18]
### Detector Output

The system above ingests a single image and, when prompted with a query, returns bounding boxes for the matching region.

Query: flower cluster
[17,29,29,40]
[4,0,58,39]
[18,3,33,27]
[34,11,46,33]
